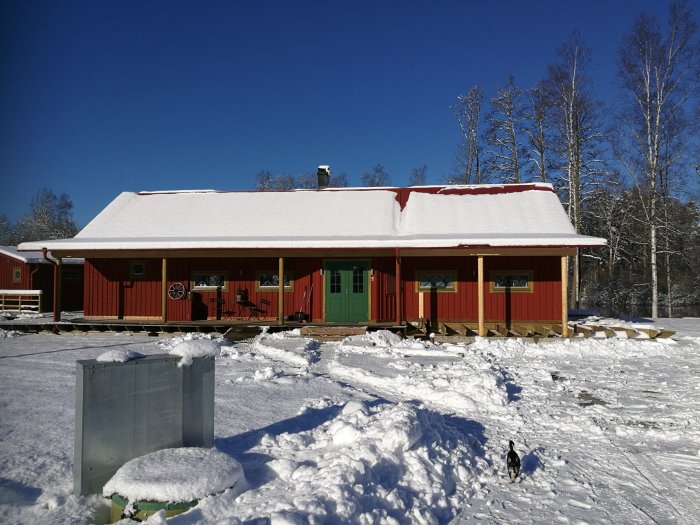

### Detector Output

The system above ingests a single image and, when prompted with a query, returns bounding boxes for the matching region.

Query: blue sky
[0,0,672,226]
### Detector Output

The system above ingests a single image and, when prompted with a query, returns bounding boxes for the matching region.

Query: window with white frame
[490,270,533,293]
[415,270,458,292]
[191,271,229,291]
[256,270,294,291]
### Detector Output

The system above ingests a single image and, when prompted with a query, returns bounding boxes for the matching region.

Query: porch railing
[0,289,42,313]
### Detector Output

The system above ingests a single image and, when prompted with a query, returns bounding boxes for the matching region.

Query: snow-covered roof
[0,245,83,264]
[18,184,606,252]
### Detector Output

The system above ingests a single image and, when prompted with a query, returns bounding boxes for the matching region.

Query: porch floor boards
[1,318,674,340]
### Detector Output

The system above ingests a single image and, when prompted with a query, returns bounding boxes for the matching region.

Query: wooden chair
[222,300,236,320]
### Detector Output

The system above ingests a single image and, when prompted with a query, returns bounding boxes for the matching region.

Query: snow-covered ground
[1,318,699,524]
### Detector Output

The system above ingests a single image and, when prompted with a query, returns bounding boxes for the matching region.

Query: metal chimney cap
[317,165,330,190]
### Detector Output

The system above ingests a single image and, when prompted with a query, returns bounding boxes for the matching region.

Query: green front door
[325,261,369,323]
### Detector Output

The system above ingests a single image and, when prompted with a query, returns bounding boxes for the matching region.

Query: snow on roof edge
[9,244,84,264]
[134,182,554,195]
[18,233,607,252]
[0,246,36,263]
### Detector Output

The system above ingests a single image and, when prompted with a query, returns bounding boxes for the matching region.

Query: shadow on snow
[215,399,488,503]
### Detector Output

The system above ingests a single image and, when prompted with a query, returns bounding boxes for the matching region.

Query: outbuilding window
[191,271,229,292]
[415,270,458,292]
[12,267,21,284]
[490,270,534,293]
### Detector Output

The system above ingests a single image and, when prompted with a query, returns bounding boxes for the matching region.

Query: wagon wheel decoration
[167,282,186,300]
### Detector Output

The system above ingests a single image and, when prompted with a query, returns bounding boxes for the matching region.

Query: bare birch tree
[615,1,699,316]
[329,172,348,188]
[361,164,391,187]
[525,81,552,183]
[296,171,318,190]
[409,165,427,186]
[255,170,275,191]
[584,183,636,277]
[451,86,485,184]
[257,169,349,190]
[546,31,607,308]
[14,188,79,243]
[256,171,296,191]
[484,75,527,183]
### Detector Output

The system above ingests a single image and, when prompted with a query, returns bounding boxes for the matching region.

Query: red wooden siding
[484,256,561,322]
[86,257,326,321]
[84,259,116,317]
[372,257,396,322]
[0,253,32,289]
[84,254,562,323]
[397,256,561,323]
[165,257,323,322]
[84,259,161,318]
[0,253,57,312]
[400,257,475,323]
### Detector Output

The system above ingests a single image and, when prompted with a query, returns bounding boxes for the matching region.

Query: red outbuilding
[19,172,606,335]
[0,246,83,314]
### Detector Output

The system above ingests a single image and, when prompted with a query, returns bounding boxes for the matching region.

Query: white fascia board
[18,234,607,252]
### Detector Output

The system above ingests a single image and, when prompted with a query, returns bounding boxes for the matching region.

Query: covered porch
[48,247,574,337]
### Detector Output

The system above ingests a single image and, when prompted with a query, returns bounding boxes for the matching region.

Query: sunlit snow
[1,318,699,524]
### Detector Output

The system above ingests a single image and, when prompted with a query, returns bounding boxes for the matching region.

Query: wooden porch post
[395,249,401,326]
[161,257,167,323]
[561,255,569,337]
[477,255,485,336]
[53,257,62,322]
[278,257,285,326]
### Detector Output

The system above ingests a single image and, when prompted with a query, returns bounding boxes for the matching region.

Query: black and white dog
[507,440,521,482]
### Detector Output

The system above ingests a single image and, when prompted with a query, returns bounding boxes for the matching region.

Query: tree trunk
[665,249,672,318]
[650,219,658,317]
[570,251,580,309]
[663,194,672,318]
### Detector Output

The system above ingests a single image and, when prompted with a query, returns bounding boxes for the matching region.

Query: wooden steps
[299,326,368,342]
[411,320,676,341]
[570,323,675,340]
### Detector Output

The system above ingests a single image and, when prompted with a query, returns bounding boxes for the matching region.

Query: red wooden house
[19,175,606,335]
[0,246,84,313]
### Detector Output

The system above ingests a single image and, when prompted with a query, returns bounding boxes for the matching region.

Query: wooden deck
[0,317,674,341]
[0,317,405,340]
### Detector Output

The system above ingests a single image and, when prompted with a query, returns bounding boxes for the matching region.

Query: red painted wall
[165,257,323,322]
[84,255,562,323]
[390,256,561,323]
[84,259,162,318]
[0,253,32,289]
[372,257,396,322]
[85,257,326,321]
[0,253,56,312]
[484,256,561,322]
[399,257,475,323]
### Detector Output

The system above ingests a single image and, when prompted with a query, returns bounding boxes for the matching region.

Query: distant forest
[2,2,698,318]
